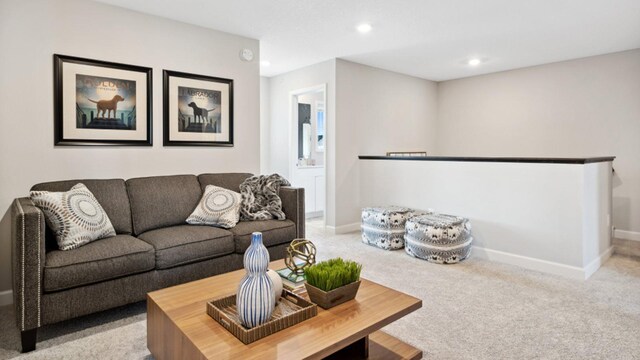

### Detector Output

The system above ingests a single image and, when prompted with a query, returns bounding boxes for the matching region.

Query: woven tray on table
[206,290,317,344]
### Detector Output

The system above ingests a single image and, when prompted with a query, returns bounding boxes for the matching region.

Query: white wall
[265,59,439,228]
[0,0,261,294]
[360,159,613,279]
[265,49,640,235]
[436,49,640,233]
[267,60,335,178]
[260,77,271,173]
[267,60,336,224]
[334,59,439,228]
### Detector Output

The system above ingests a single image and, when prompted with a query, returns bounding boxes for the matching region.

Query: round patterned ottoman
[404,213,472,263]
[361,206,427,250]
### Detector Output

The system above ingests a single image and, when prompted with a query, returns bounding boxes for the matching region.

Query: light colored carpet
[1,221,639,359]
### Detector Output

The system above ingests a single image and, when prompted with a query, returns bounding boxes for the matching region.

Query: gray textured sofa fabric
[198,173,253,192]
[12,173,304,351]
[138,225,235,269]
[126,175,202,235]
[11,198,46,333]
[44,235,155,292]
[279,187,305,239]
[231,220,297,253]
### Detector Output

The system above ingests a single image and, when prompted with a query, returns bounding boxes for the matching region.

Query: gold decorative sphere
[285,239,317,276]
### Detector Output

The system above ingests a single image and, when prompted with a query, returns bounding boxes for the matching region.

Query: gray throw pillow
[30,183,116,250]
[187,185,241,229]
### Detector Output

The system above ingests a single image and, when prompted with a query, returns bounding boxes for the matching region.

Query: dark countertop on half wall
[358,155,616,164]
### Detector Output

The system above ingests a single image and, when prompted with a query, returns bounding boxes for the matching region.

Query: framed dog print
[53,54,152,146]
[163,70,234,146]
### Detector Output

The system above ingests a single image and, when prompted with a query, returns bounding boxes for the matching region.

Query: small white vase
[267,269,283,302]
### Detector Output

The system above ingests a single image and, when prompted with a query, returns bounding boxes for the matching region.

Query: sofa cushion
[30,183,117,251]
[187,185,242,229]
[138,225,234,269]
[230,220,296,253]
[44,235,155,292]
[126,175,202,235]
[198,173,253,192]
[31,178,132,235]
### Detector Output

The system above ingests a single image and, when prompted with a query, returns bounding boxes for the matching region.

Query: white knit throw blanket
[240,174,291,221]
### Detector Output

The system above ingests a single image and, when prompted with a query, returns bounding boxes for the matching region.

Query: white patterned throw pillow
[30,183,116,251]
[187,185,242,229]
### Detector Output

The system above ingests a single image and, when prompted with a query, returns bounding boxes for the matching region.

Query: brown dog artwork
[87,95,125,118]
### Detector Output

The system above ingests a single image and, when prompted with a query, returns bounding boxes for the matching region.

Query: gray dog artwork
[178,86,222,133]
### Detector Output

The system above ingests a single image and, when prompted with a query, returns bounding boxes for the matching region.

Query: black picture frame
[163,70,234,147]
[53,54,153,146]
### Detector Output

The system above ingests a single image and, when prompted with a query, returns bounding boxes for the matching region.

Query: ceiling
[95,0,640,81]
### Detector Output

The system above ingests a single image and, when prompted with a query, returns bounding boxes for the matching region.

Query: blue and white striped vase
[237,232,276,328]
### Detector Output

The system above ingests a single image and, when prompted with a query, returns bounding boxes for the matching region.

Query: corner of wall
[260,76,271,174]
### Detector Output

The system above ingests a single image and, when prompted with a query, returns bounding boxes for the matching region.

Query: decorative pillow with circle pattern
[186,185,242,229]
[30,183,116,251]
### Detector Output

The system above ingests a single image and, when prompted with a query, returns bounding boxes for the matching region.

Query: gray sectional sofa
[11,173,304,352]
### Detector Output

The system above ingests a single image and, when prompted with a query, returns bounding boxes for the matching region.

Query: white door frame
[289,83,327,226]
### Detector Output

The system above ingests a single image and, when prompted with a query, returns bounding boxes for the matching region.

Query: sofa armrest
[11,198,46,331]
[279,187,305,239]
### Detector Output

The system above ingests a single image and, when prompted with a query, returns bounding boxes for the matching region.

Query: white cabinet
[299,175,316,214]
[291,167,324,217]
[315,175,325,212]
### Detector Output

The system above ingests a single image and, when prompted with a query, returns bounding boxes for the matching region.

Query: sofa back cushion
[126,175,202,235]
[31,179,132,235]
[198,173,253,193]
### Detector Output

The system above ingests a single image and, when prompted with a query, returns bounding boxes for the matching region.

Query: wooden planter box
[304,280,361,309]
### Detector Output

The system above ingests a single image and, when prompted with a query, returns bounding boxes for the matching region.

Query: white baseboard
[0,290,13,306]
[583,246,614,279]
[472,246,612,280]
[305,211,323,219]
[326,222,360,235]
[614,229,640,242]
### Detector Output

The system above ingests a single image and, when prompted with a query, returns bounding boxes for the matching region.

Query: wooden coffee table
[147,259,422,359]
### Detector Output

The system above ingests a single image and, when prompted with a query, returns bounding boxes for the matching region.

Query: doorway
[289,84,327,225]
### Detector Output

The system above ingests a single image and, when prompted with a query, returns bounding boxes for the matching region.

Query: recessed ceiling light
[357,23,372,33]
[468,58,481,66]
[260,61,271,67]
